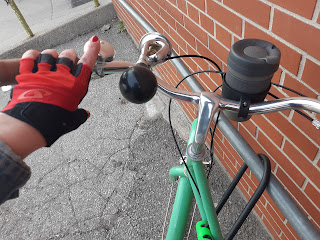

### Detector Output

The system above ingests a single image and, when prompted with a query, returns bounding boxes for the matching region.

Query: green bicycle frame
[167,119,223,240]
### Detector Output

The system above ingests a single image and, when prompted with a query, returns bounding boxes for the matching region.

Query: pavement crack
[127,114,144,166]
[66,160,80,229]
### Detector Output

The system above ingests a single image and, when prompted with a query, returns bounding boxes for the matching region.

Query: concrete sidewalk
[0,0,114,58]
[0,2,271,239]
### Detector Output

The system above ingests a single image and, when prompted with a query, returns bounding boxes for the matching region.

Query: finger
[19,50,40,74]
[21,49,41,59]
[56,49,77,72]
[78,35,100,70]
[37,49,59,72]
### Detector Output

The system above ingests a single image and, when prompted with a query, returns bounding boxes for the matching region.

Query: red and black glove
[2,54,93,146]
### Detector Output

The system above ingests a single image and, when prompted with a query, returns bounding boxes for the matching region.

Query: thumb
[80,35,100,70]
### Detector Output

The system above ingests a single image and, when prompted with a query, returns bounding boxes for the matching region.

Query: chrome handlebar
[93,32,320,118]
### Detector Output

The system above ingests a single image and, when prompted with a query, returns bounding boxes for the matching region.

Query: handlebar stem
[188,92,220,161]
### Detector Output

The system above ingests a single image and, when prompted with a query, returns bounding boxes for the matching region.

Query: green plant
[117,20,126,33]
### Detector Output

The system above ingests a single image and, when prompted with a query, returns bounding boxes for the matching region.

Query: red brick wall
[113,0,320,239]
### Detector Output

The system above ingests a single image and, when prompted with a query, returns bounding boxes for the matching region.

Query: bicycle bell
[222,39,281,122]
[119,33,172,104]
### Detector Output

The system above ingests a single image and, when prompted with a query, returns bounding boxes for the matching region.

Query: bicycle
[90,28,320,239]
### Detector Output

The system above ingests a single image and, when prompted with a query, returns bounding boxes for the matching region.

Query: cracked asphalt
[0,18,272,240]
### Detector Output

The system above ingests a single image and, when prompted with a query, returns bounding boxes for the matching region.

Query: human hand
[1,35,100,147]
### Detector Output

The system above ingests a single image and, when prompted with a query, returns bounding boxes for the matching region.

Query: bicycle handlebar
[93,32,320,120]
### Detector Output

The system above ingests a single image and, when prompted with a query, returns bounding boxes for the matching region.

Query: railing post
[93,0,100,7]
[6,0,34,38]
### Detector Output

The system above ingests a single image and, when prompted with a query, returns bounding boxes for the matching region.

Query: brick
[195,43,212,70]
[206,0,243,36]
[168,27,187,51]
[154,14,170,34]
[239,123,264,154]
[301,59,320,93]
[265,204,284,235]
[283,140,320,189]
[253,115,283,147]
[155,0,166,10]
[238,124,281,173]
[166,3,184,27]
[223,137,243,164]
[187,2,199,23]
[208,36,229,64]
[276,168,320,225]
[215,24,232,48]
[165,1,184,26]
[292,110,320,147]
[271,68,282,84]
[145,0,160,14]
[254,201,264,217]
[257,134,304,185]
[239,119,257,137]
[159,7,176,29]
[195,39,223,72]
[280,232,290,240]
[304,182,320,209]
[176,0,187,14]
[282,74,317,99]
[245,22,301,76]
[224,0,271,29]
[272,9,320,60]
[233,35,241,43]
[187,0,205,12]
[281,225,300,240]
[268,0,317,19]
[184,16,208,46]
[262,215,281,239]
[148,15,163,34]
[141,2,157,20]
[200,12,214,35]
[265,112,318,161]
[223,153,237,178]
[268,199,286,221]
[176,22,196,49]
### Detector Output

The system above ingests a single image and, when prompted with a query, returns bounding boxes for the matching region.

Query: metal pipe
[220,97,320,115]
[116,1,320,239]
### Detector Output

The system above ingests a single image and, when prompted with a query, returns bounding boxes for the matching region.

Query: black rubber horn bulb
[119,64,157,104]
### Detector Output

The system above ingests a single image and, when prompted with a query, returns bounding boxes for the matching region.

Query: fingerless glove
[2,54,92,146]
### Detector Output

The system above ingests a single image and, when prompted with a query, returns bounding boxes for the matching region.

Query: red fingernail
[86,110,91,118]
[92,35,99,42]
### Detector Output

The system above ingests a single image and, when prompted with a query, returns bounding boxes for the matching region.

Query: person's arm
[0,58,20,86]
[0,35,100,205]
[0,113,46,159]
